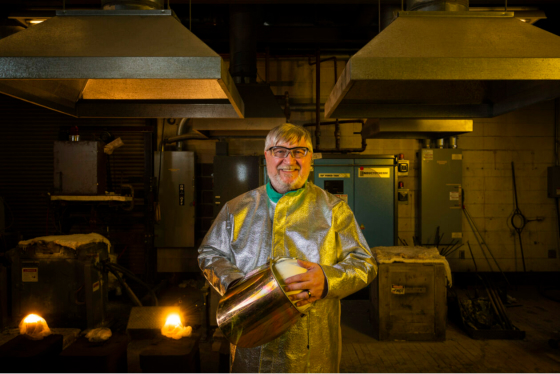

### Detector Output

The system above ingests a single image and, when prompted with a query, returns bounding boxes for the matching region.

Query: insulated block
[59,333,129,373]
[0,334,63,372]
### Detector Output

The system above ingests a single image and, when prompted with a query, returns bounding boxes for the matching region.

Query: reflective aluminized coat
[198,182,377,373]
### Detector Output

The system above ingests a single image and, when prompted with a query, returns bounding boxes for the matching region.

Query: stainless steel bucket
[216,258,303,348]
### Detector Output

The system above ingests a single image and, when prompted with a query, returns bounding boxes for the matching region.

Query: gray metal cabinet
[154,151,195,248]
[420,148,463,245]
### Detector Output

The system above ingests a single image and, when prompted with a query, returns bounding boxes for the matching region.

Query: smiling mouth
[279,169,299,174]
[278,167,299,172]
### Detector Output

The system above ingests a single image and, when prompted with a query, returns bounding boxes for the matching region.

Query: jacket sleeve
[320,201,378,300]
[197,203,245,296]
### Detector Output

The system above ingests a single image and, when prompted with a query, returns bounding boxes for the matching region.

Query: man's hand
[284,259,326,307]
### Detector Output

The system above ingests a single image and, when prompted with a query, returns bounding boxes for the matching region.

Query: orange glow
[23,314,42,323]
[161,313,192,340]
[19,314,51,339]
[164,314,182,328]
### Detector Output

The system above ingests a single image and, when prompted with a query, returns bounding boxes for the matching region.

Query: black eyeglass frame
[267,146,311,158]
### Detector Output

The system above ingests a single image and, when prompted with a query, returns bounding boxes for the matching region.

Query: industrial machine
[420,147,463,246]
[10,240,109,329]
[312,155,398,247]
[54,141,107,195]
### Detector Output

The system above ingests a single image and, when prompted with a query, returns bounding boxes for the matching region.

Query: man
[198,123,376,373]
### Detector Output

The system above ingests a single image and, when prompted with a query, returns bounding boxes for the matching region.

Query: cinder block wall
[455,100,559,272]
[159,58,560,272]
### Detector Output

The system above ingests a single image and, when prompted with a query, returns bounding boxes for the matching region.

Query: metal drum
[216,257,303,348]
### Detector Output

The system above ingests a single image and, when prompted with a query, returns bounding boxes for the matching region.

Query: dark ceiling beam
[2,0,559,5]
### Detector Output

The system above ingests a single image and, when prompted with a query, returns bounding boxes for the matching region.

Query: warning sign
[423,150,434,161]
[22,268,38,282]
[358,168,390,178]
[391,285,405,295]
[319,173,350,178]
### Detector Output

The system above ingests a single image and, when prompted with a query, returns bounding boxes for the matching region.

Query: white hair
[264,123,313,153]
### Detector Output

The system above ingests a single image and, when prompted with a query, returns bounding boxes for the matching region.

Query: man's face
[265,138,312,194]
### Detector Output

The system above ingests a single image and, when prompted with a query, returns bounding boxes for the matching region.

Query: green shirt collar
[266,180,308,203]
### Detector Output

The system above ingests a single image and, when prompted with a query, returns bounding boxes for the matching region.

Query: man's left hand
[284,259,326,307]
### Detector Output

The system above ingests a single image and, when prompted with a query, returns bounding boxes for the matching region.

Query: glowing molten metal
[19,314,51,340]
[161,313,192,340]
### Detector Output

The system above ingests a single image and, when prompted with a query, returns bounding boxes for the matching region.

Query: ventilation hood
[325,11,560,119]
[362,118,472,139]
[0,10,244,118]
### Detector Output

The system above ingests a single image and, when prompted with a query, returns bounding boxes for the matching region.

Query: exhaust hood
[325,11,560,119]
[362,118,472,139]
[0,10,244,118]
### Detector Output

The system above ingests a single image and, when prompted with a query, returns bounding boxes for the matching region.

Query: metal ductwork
[361,118,472,139]
[173,118,208,151]
[0,2,244,118]
[227,5,284,119]
[325,0,560,119]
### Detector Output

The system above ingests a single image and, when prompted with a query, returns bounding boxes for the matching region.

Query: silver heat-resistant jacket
[198,182,377,373]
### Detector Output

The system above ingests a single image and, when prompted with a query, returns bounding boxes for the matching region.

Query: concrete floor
[340,285,560,373]
[3,282,558,372]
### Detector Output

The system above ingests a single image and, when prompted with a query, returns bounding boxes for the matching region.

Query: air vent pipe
[229,5,258,84]
[449,136,458,148]
[168,118,208,150]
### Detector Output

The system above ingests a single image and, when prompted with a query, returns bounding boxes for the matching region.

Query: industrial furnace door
[312,159,354,208]
[354,159,396,247]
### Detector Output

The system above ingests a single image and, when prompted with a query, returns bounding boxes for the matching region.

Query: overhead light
[8,11,54,28]
[27,19,47,25]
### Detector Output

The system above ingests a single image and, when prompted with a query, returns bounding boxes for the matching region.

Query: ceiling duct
[325,0,560,119]
[0,1,244,118]
[228,5,285,119]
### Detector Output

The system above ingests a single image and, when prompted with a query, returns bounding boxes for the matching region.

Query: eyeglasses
[268,146,310,159]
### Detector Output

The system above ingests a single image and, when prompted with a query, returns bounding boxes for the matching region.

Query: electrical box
[154,151,195,249]
[420,148,462,246]
[10,241,109,329]
[547,166,560,198]
[54,141,106,195]
[312,155,397,247]
[398,160,409,176]
[213,156,262,218]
